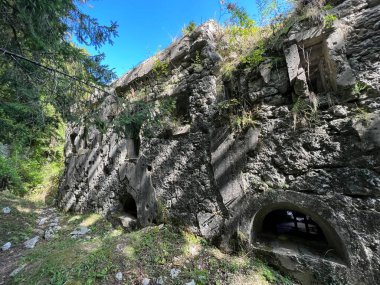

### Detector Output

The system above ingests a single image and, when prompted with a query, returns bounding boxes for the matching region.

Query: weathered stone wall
[58,1,380,284]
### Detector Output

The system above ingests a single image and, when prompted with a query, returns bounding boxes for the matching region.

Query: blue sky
[78,0,262,77]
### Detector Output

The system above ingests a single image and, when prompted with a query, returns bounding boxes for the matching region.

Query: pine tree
[0,0,118,192]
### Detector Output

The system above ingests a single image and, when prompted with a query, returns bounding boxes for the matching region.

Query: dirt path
[0,244,26,284]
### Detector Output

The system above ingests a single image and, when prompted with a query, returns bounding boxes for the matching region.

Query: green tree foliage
[0,0,118,193]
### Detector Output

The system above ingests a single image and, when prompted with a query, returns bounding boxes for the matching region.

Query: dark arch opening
[121,193,137,218]
[262,209,328,245]
[252,203,348,264]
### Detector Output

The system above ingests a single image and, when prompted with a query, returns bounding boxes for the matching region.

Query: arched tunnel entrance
[251,203,348,264]
[121,192,137,218]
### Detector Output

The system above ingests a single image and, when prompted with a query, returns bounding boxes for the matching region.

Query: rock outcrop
[58,1,380,284]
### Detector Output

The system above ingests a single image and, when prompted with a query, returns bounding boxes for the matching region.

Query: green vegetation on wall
[152,58,170,77]
[115,96,178,139]
[323,14,337,28]
[216,98,259,132]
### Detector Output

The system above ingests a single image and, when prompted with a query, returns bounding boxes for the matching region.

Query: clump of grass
[322,4,334,11]
[352,81,369,95]
[216,99,259,132]
[230,110,260,132]
[291,95,319,129]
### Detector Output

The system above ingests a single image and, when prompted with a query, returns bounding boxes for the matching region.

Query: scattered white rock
[185,280,196,285]
[142,277,151,285]
[156,276,165,284]
[115,272,123,281]
[116,244,124,252]
[38,217,48,226]
[24,236,39,249]
[331,105,348,117]
[2,207,11,214]
[189,244,199,256]
[70,226,90,238]
[170,268,181,278]
[2,242,11,251]
[10,264,26,277]
[44,228,55,240]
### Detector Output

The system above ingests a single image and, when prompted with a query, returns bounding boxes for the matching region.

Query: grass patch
[2,193,292,285]
[0,191,39,245]
[10,213,119,285]
[8,209,294,285]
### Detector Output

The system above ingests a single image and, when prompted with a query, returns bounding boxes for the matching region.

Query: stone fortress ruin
[58,0,380,283]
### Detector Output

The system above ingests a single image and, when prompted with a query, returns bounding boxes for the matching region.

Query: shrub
[182,21,196,35]
[240,41,266,68]
[0,155,23,193]
[323,14,337,28]
[192,50,202,65]
[115,100,152,139]
[115,97,179,139]
[152,58,170,76]
[322,4,334,11]
[216,3,265,78]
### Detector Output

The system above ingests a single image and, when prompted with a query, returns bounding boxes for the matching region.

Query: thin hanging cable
[0,47,111,95]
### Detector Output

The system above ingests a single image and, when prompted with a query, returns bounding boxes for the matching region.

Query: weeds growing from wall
[291,95,320,129]
[216,98,259,132]
[352,81,369,95]
[115,97,179,140]
[152,58,170,77]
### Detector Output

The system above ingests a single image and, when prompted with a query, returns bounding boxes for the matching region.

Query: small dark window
[223,81,233,100]
[70,133,77,145]
[70,133,78,153]
[133,137,140,157]
[175,92,190,123]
